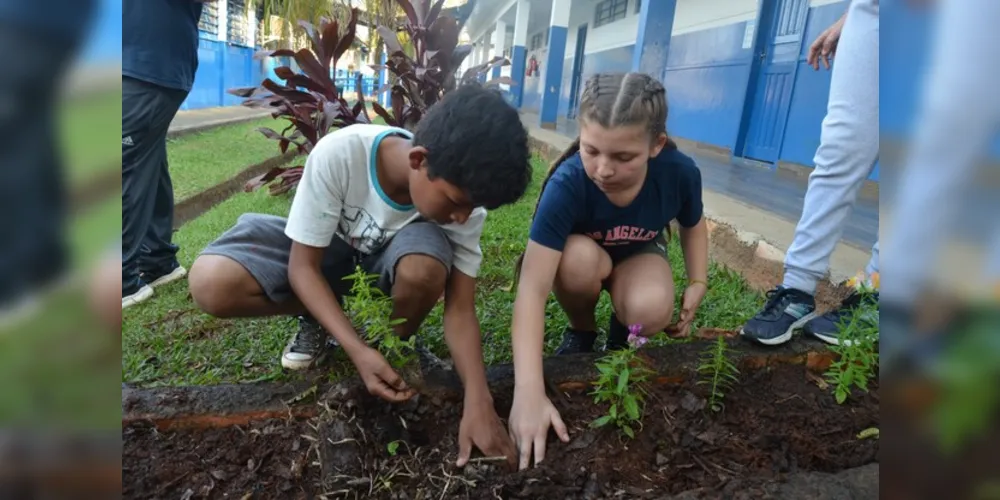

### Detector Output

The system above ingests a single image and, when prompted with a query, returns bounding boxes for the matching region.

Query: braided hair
[513,72,674,285]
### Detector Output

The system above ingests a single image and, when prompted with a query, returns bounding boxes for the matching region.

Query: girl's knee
[556,235,612,291]
[614,286,674,333]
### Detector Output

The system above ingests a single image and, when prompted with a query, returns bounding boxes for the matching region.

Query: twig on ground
[467,456,509,464]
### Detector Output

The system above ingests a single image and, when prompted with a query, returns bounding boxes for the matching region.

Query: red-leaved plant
[228,8,371,195]
[371,0,513,130]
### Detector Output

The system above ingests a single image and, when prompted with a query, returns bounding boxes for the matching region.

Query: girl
[507,72,710,470]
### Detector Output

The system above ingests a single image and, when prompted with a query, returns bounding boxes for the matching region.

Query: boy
[188,84,531,466]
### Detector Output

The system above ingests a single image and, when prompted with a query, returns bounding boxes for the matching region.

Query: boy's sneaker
[803,291,879,346]
[140,261,187,289]
[122,278,154,310]
[554,328,598,355]
[740,286,817,346]
[604,314,630,351]
[281,316,330,370]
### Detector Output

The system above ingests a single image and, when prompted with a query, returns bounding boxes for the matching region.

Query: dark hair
[514,72,674,284]
[413,83,532,210]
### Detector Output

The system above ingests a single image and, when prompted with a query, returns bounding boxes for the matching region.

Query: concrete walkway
[168,106,272,136]
[520,113,876,285]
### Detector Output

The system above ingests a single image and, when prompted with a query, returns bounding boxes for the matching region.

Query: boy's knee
[189,256,240,317]
[393,254,447,297]
[615,288,674,333]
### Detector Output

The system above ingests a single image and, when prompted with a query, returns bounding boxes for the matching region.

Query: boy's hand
[353,347,415,402]
[676,282,708,337]
[508,388,569,470]
[456,402,517,470]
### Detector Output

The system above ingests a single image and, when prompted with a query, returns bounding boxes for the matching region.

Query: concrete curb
[173,151,299,229]
[526,134,855,309]
[166,110,273,140]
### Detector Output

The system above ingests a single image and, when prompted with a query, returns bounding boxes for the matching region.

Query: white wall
[565,0,641,56]
[672,0,758,35]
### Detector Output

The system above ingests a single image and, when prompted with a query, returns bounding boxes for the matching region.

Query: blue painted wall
[182,38,265,110]
[663,21,753,151]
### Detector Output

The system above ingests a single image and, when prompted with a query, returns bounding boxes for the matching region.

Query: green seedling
[824,288,879,404]
[342,266,420,385]
[387,440,402,456]
[697,336,740,412]
[591,325,653,439]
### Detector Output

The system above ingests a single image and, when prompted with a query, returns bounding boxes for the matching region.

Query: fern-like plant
[824,286,879,404]
[697,336,740,412]
[342,266,418,380]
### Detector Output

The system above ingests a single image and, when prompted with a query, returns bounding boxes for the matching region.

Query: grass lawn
[122,157,764,388]
[61,91,120,186]
[167,117,296,201]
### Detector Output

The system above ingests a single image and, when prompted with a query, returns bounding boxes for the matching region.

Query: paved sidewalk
[168,106,272,136]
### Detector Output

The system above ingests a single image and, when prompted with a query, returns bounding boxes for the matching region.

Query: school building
[461,0,996,183]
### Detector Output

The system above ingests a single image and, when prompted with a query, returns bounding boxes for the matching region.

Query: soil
[123,364,878,499]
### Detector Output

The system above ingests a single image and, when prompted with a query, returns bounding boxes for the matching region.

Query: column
[217,0,228,42]
[631,0,677,77]
[510,0,530,108]
[479,35,489,83]
[379,49,388,107]
[539,0,571,129]
[492,21,507,80]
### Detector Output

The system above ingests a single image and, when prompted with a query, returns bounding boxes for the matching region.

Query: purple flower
[627,324,647,348]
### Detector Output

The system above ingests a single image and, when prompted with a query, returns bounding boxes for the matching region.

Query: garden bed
[122,340,879,499]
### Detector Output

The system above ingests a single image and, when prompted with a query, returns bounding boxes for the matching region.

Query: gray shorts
[200,213,454,303]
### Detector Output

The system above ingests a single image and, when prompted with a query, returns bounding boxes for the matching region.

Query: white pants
[783,0,880,295]
[881,0,1000,304]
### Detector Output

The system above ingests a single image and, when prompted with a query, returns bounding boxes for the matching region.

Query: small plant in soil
[697,336,740,412]
[824,284,879,404]
[591,325,654,439]
[342,266,421,387]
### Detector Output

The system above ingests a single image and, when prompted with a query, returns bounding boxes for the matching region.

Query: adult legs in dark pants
[121,76,189,309]
[0,23,78,324]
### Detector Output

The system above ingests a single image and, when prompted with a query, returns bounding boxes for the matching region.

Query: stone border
[526,134,854,310]
[173,152,298,229]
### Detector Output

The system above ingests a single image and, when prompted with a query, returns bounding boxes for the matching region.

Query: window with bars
[227,0,251,46]
[594,0,628,28]
[198,2,220,37]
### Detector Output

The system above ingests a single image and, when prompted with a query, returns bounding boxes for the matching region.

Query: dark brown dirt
[123,364,878,499]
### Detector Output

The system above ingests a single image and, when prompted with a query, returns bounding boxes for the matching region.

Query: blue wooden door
[742,0,808,163]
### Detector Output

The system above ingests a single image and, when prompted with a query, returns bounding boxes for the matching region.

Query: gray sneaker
[281,316,330,370]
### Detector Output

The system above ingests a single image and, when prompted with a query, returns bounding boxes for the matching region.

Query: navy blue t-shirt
[123,0,204,92]
[529,147,704,261]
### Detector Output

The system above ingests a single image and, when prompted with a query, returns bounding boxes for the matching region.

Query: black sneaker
[122,277,154,310]
[555,328,598,355]
[281,316,330,370]
[604,314,630,351]
[139,261,187,289]
[804,292,879,346]
[740,286,817,346]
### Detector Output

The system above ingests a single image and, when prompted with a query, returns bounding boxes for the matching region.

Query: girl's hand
[675,281,708,337]
[508,387,569,470]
